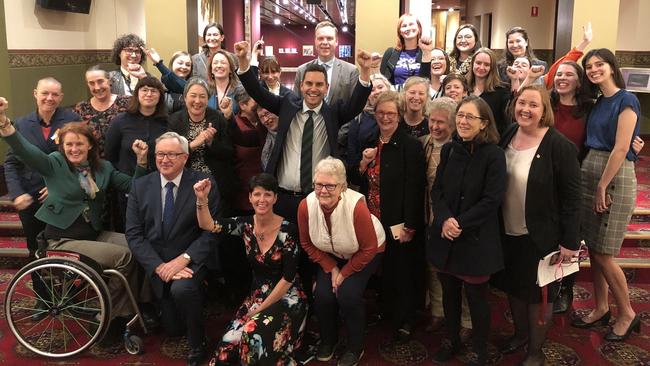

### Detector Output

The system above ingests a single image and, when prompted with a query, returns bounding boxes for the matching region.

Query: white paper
[537,250,579,287]
[264,46,274,56]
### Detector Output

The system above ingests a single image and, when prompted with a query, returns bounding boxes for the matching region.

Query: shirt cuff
[237,65,250,75]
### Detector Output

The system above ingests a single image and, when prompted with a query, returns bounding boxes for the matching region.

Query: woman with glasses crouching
[428,95,506,366]
[298,157,385,366]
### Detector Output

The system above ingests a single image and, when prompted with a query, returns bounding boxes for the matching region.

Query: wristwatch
[182,253,191,261]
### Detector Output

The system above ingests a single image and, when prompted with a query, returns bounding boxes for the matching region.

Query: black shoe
[498,336,527,354]
[571,310,611,328]
[393,323,413,343]
[604,315,641,342]
[294,344,317,365]
[316,342,337,362]
[31,299,49,321]
[141,310,160,332]
[337,350,364,366]
[553,286,573,314]
[431,340,461,363]
[187,342,207,366]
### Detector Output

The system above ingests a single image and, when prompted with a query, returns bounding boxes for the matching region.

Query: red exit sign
[531,6,539,17]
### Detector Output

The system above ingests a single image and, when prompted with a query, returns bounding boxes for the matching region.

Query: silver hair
[369,73,392,89]
[156,132,189,154]
[313,156,348,187]
[427,96,457,131]
[183,77,210,98]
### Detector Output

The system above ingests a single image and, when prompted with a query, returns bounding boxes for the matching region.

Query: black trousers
[380,235,418,329]
[438,272,490,356]
[314,254,382,353]
[159,267,207,349]
[18,202,47,299]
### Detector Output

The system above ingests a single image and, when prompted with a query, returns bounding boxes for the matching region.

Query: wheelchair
[4,234,148,358]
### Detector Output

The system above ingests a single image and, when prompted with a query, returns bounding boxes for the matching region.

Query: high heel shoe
[571,310,611,329]
[604,315,641,342]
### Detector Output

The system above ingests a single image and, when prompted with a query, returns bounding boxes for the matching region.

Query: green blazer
[3,131,144,231]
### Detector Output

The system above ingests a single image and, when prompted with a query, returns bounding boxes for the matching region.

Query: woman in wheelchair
[0,97,148,327]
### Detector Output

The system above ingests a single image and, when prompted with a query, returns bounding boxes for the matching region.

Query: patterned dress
[210,217,307,366]
[74,96,130,157]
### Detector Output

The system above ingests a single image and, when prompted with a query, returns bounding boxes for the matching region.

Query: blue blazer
[125,168,219,297]
[4,108,79,200]
[238,67,371,176]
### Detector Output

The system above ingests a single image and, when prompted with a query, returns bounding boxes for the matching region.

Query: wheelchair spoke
[62,311,98,339]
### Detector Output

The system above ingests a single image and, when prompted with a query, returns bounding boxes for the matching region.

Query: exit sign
[531,6,539,17]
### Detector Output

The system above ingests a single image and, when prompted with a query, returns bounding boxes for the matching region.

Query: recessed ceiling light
[274,18,281,25]
[342,25,349,32]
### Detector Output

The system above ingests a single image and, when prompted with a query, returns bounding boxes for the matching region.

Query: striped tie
[300,110,315,193]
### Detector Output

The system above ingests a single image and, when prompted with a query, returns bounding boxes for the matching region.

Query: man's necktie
[300,110,315,193]
[163,181,175,236]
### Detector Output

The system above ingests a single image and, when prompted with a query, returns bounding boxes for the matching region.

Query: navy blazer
[4,108,79,200]
[238,67,371,176]
[125,168,219,297]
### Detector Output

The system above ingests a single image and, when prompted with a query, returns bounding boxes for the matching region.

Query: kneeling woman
[298,157,385,366]
[0,99,148,321]
[194,174,307,365]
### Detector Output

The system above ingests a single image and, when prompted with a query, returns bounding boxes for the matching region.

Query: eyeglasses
[375,111,399,120]
[456,112,485,122]
[140,87,160,95]
[122,47,140,55]
[313,183,339,192]
[155,152,185,160]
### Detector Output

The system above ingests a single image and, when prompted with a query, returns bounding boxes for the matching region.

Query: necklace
[253,215,281,242]
[379,135,391,144]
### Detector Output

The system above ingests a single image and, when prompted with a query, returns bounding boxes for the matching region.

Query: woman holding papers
[496,85,581,366]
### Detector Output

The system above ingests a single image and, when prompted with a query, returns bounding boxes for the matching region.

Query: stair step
[580,247,650,268]
[0,236,29,258]
[633,207,650,216]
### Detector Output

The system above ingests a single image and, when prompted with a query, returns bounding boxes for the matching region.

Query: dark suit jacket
[428,136,507,276]
[238,67,371,177]
[293,58,360,105]
[4,108,79,200]
[125,168,219,297]
[499,125,582,253]
[350,127,425,231]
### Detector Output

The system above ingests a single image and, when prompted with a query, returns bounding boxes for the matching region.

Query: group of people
[0,12,643,366]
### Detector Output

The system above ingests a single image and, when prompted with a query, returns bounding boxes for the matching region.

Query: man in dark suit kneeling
[126,132,219,366]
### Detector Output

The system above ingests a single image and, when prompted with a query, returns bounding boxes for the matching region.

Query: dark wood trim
[554,0,574,62]
[186,0,199,55]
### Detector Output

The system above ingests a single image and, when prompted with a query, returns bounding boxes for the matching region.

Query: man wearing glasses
[108,34,149,96]
[126,132,219,366]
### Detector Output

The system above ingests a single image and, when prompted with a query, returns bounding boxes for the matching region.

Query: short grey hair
[313,156,347,187]
[156,132,189,154]
[183,77,210,98]
[427,96,457,131]
[369,73,392,89]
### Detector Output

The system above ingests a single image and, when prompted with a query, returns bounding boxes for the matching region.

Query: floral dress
[210,217,307,366]
[74,96,130,157]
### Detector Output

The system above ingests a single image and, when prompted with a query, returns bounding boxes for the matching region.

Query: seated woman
[74,65,130,157]
[298,157,385,366]
[194,173,307,365]
[0,99,147,324]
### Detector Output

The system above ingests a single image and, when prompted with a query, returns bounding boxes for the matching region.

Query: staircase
[0,197,29,259]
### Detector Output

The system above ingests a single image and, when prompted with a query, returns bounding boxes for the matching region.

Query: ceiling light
[448,8,454,12]
[342,25,348,32]
[283,0,289,3]
[274,18,281,25]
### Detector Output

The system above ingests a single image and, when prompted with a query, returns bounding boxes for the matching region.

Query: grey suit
[293,58,359,105]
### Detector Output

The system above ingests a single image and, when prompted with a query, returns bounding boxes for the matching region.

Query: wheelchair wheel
[124,334,144,355]
[5,257,111,357]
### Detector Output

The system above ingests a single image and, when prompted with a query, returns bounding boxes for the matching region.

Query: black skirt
[492,234,560,304]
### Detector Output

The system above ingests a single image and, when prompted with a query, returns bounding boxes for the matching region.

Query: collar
[35,108,60,127]
[160,170,183,190]
[302,101,323,114]
[317,57,335,68]
[119,66,131,79]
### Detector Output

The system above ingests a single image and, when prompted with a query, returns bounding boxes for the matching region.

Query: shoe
[337,350,364,366]
[31,299,49,321]
[604,315,641,342]
[393,323,413,343]
[553,286,573,314]
[187,342,207,366]
[431,340,461,363]
[498,336,527,354]
[425,316,444,332]
[141,310,160,332]
[316,342,337,362]
[571,310,611,329]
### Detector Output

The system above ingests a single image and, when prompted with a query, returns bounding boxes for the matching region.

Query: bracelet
[211,221,222,233]
[0,117,11,129]
[196,200,208,209]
